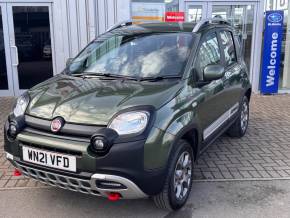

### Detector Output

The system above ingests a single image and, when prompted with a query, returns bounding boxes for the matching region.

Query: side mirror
[66,58,73,67]
[203,64,225,81]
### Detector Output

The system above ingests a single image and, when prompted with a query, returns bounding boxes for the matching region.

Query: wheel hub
[173,151,192,201]
[241,100,249,132]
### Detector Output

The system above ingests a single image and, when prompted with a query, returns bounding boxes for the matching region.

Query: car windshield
[67,32,193,79]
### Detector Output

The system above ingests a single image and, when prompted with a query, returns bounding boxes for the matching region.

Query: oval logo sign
[51,117,64,133]
[268,13,283,23]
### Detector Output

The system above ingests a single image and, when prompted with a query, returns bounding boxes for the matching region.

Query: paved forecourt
[1,94,290,189]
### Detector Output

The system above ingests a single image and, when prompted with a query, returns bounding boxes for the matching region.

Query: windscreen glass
[68,32,193,78]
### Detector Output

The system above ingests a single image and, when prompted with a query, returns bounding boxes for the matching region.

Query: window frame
[217,29,238,69]
[193,29,223,81]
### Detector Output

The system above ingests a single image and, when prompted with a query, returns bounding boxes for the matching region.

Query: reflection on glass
[69,33,193,78]
[212,5,254,74]
[12,6,53,89]
[187,6,203,22]
[0,7,8,90]
[219,31,237,66]
[131,0,179,24]
[196,33,221,79]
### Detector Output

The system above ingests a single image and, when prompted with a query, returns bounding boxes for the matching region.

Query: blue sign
[261,10,284,94]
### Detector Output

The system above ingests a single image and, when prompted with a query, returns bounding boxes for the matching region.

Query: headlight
[13,93,30,117]
[109,111,150,135]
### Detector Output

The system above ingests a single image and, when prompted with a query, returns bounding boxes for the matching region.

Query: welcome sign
[260,10,284,94]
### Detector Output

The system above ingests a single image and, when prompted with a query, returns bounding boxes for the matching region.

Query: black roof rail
[106,20,133,32]
[192,18,231,33]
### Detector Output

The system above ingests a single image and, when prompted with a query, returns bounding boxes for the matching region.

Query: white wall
[52,0,131,74]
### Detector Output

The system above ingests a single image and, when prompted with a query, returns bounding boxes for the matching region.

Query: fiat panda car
[4,19,251,210]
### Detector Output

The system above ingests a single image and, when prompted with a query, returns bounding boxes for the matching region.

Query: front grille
[25,115,106,138]
[16,162,100,196]
[24,127,90,143]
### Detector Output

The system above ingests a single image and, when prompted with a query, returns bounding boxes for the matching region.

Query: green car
[4,19,251,210]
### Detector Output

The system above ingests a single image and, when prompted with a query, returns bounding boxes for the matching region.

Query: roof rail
[192,18,231,33]
[106,20,133,32]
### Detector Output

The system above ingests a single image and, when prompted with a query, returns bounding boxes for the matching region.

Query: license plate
[22,146,76,172]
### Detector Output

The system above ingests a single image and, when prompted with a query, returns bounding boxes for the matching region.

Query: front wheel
[153,140,194,210]
[227,96,249,137]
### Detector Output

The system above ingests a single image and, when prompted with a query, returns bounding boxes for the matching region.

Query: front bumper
[7,153,147,199]
[4,119,167,198]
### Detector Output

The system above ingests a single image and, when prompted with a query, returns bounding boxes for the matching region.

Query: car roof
[137,22,196,32]
[109,21,233,36]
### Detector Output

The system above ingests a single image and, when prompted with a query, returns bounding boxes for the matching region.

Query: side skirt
[198,113,239,156]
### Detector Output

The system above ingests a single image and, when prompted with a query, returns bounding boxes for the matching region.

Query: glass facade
[187,5,203,22]
[12,6,53,89]
[265,0,290,90]
[0,6,8,90]
[131,0,179,23]
[212,5,254,75]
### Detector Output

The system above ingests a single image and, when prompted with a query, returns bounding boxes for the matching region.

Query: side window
[196,32,221,79]
[219,31,237,67]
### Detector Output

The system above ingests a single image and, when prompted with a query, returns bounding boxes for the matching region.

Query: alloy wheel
[240,100,249,133]
[173,151,192,201]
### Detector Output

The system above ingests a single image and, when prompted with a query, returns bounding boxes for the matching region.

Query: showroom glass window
[131,0,179,23]
[0,7,8,90]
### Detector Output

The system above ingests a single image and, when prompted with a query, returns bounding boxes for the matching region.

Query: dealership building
[0,0,289,96]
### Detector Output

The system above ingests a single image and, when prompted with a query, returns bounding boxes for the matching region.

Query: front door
[0,3,55,96]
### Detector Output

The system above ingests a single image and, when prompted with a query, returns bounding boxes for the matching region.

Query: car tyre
[227,96,249,138]
[153,139,194,210]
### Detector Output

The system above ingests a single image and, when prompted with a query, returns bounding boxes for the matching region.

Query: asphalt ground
[1,180,290,218]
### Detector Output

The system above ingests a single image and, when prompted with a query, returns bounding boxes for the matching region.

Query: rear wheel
[153,140,193,210]
[227,96,249,138]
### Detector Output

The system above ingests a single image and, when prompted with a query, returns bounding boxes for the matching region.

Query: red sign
[165,12,185,22]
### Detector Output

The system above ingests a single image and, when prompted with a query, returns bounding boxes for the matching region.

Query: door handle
[11,46,19,67]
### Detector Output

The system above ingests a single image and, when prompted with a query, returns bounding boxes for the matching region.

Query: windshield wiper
[139,75,182,82]
[72,72,138,81]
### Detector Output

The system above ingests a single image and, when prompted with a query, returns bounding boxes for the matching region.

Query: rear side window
[196,32,221,78]
[219,31,237,67]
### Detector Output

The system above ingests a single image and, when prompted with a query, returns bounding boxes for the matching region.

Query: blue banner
[260,10,284,94]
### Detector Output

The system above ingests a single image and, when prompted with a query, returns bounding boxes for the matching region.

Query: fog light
[9,124,17,135]
[90,128,119,155]
[91,136,108,153]
[93,138,105,150]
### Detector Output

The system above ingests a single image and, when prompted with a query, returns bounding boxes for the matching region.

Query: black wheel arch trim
[166,123,202,167]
